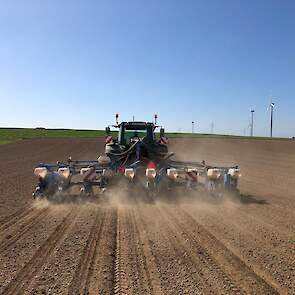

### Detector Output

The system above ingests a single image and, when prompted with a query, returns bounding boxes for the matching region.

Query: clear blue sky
[0,0,294,136]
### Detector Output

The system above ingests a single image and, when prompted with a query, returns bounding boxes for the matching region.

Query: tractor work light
[124,168,135,179]
[58,167,71,178]
[146,168,156,178]
[34,167,48,179]
[228,168,241,179]
[207,168,221,180]
[167,168,178,179]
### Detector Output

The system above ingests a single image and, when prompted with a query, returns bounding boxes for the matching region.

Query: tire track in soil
[0,205,34,231]
[170,206,282,295]
[2,208,78,295]
[150,205,240,295]
[113,207,130,295]
[0,208,50,252]
[187,203,295,287]
[160,207,245,294]
[84,207,117,295]
[67,207,106,295]
[130,209,164,295]
[136,205,211,295]
[113,206,163,295]
[118,208,155,294]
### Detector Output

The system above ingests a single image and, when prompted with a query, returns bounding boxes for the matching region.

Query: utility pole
[270,102,275,137]
[250,109,255,136]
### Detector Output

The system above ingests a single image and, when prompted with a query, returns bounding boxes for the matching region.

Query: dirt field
[0,138,294,295]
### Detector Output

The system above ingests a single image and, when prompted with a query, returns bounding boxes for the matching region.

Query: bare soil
[0,137,294,295]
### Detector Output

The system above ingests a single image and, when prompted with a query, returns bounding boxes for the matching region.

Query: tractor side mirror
[160,128,165,137]
[105,127,110,134]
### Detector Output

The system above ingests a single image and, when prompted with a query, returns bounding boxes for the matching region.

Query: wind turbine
[210,122,214,134]
[267,95,276,138]
[191,121,195,133]
[249,108,255,136]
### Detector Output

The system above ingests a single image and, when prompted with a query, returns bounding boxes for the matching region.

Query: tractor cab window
[118,123,155,145]
[125,130,144,143]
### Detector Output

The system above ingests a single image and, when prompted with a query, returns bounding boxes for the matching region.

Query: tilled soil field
[0,138,295,295]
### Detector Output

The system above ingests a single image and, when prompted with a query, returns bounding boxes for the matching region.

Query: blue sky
[0,0,294,136]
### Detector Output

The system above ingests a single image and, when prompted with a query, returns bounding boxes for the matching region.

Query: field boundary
[0,127,292,145]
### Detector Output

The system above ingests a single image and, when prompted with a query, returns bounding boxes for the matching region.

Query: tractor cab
[106,121,166,145]
[117,122,156,145]
[105,121,168,160]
